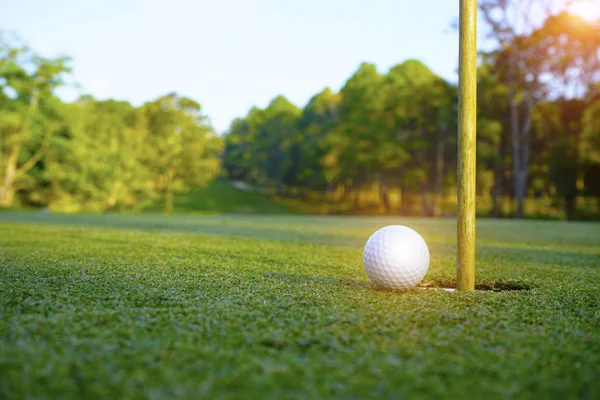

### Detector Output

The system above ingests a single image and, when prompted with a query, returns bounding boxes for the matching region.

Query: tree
[222,106,267,185]
[40,96,155,212]
[581,99,600,209]
[528,13,599,219]
[140,93,222,214]
[222,117,253,182]
[380,60,455,215]
[479,1,600,217]
[253,96,301,194]
[328,62,385,208]
[0,34,71,207]
[296,88,341,194]
[476,60,510,217]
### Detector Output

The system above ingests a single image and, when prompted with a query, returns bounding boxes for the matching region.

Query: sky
[2,0,596,133]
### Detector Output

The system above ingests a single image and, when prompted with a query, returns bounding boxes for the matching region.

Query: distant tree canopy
[1,34,222,214]
[1,3,599,219]
[222,8,600,219]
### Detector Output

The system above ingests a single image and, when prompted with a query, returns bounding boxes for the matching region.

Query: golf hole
[418,280,534,292]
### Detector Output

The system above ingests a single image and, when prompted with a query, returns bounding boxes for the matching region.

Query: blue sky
[3,0,494,132]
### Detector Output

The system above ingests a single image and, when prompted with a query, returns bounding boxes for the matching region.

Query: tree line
[2,1,600,219]
[0,34,222,214]
[222,6,600,220]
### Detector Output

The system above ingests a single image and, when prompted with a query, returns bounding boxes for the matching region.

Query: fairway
[1,212,599,399]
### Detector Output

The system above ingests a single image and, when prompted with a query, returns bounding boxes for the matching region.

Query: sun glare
[569,1,600,23]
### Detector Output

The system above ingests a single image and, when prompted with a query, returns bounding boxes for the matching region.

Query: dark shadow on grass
[261,271,535,293]
[418,279,535,292]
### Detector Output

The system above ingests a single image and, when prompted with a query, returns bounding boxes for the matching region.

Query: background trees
[140,93,222,214]
[2,3,599,219]
[221,6,599,219]
[479,0,600,218]
[1,35,222,213]
[0,35,71,207]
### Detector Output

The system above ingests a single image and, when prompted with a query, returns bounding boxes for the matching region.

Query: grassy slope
[0,212,599,399]
[143,180,310,215]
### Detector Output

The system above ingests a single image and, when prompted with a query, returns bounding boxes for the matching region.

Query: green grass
[143,180,303,215]
[1,211,599,399]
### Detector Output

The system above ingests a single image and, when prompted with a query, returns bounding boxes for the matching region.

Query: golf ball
[363,225,430,289]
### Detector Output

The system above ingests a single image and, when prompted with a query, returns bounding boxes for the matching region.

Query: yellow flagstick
[457,0,477,291]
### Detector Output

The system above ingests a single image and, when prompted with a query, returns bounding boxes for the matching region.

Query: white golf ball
[363,225,430,289]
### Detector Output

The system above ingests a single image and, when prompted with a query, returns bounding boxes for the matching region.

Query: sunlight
[568,0,600,23]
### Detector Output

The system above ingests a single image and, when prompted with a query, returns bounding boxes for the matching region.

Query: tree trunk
[491,183,501,218]
[381,188,390,214]
[515,171,526,218]
[519,100,533,218]
[564,195,576,221]
[0,141,20,208]
[508,65,524,218]
[0,113,47,209]
[163,169,175,215]
[400,187,411,215]
[327,180,335,215]
[491,189,499,217]
[378,174,390,213]
[420,184,433,217]
[164,187,173,215]
[491,137,503,217]
[508,56,534,219]
[0,185,16,208]
[434,138,445,217]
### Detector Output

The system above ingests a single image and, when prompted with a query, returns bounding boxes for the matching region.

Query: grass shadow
[261,271,535,294]
[418,279,535,292]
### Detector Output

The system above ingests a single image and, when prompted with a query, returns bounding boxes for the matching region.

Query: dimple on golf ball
[363,225,430,290]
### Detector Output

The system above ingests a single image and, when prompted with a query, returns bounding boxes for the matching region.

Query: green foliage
[530,99,590,218]
[224,60,458,216]
[0,33,71,207]
[331,62,386,187]
[0,34,222,213]
[581,100,600,164]
[218,9,599,220]
[1,212,599,398]
[296,88,341,190]
[139,93,222,214]
[581,100,600,200]
[38,97,153,212]
[222,96,303,195]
